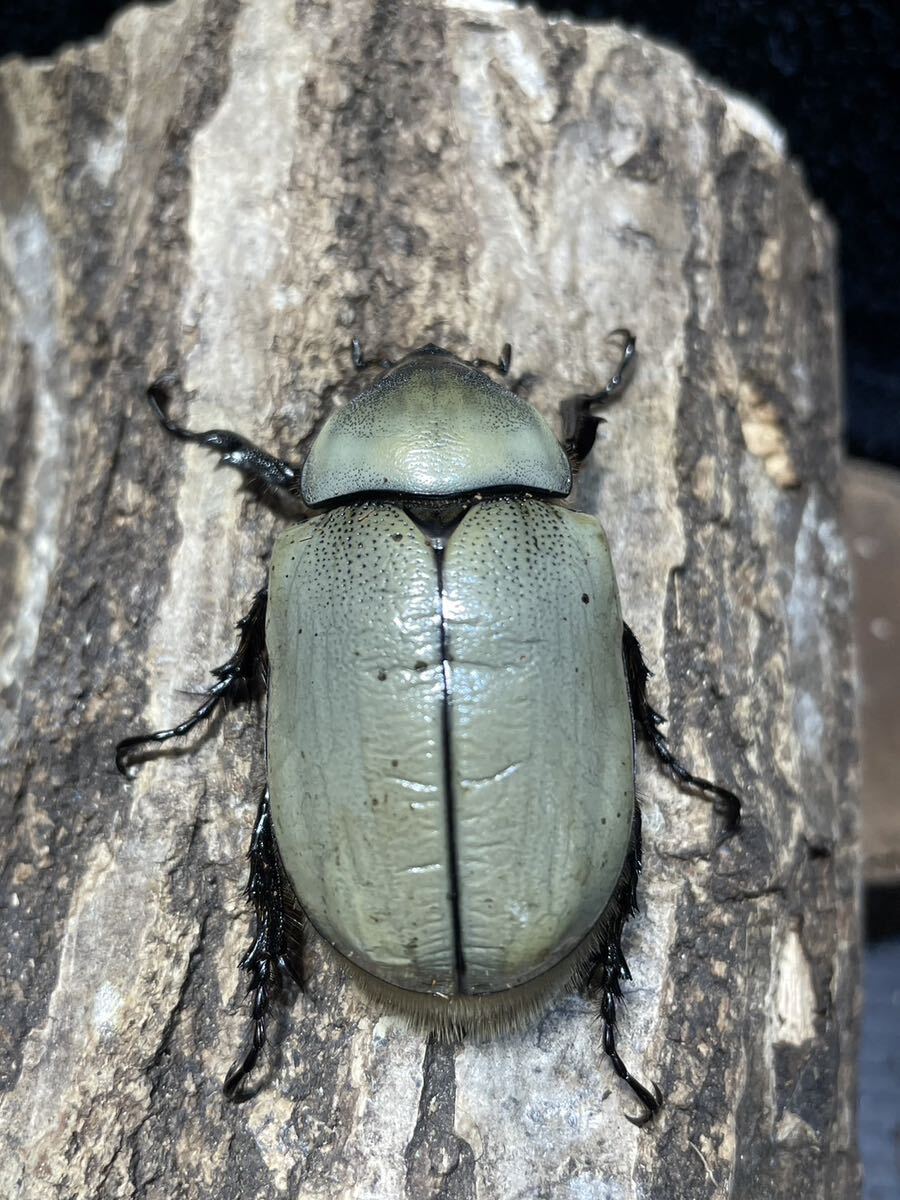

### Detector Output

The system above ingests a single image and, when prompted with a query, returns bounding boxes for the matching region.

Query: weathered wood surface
[0,1,859,1197]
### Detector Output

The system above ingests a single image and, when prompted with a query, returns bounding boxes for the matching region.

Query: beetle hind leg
[588,807,662,1126]
[596,950,663,1127]
[115,589,268,776]
[622,622,741,836]
[224,786,302,1102]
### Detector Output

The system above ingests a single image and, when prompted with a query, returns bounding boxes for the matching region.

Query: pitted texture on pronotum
[300,354,572,505]
[265,497,634,1020]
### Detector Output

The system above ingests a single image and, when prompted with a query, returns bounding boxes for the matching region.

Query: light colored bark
[0,1,859,1197]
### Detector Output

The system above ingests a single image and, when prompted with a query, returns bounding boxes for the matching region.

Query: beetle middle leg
[622,622,741,834]
[224,785,302,1102]
[561,328,636,466]
[115,588,268,776]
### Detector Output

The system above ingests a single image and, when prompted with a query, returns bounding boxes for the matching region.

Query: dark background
[1,0,898,466]
[539,2,900,468]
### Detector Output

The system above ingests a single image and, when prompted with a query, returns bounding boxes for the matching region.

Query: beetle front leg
[224,786,302,1102]
[115,589,268,776]
[147,373,303,496]
[561,328,636,467]
[622,622,741,835]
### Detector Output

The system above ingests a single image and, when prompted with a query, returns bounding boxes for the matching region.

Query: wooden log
[0,1,859,1196]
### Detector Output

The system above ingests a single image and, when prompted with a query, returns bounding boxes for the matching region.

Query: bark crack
[404,1037,475,1200]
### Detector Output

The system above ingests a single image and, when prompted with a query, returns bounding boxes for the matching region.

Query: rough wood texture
[0,1,859,1196]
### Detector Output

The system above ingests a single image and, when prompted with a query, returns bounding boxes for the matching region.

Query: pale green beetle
[117,334,740,1124]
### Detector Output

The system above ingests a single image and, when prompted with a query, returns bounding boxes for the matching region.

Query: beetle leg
[350,337,395,371]
[469,342,513,375]
[115,589,268,776]
[587,807,662,1125]
[146,373,303,495]
[561,328,636,467]
[599,973,664,1127]
[224,786,302,1102]
[622,622,742,835]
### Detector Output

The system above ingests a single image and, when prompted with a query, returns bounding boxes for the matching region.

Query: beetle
[116,331,741,1124]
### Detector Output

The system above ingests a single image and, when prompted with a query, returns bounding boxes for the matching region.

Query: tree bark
[0,1,859,1197]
